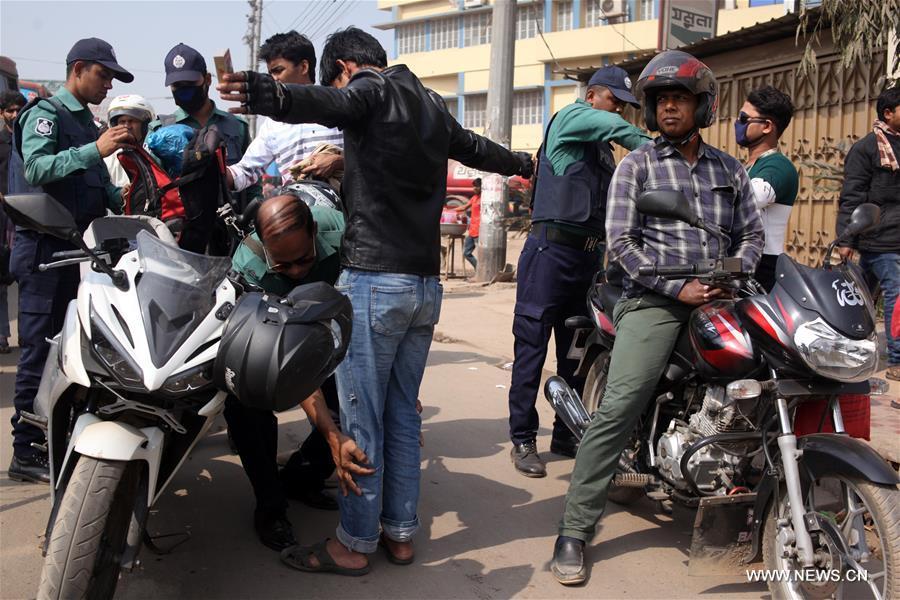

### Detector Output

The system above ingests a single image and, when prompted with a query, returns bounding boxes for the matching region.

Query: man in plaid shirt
[551,50,763,586]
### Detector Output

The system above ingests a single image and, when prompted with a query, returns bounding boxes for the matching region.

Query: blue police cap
[164,43,208,86]
[587,66,639,107]
[66,38,134,83]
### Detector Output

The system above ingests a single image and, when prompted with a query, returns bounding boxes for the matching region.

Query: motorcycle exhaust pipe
[544,376,591,441]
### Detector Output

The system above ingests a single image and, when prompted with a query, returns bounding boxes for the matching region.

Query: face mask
[172,85,207,113]
[734,115,766,148]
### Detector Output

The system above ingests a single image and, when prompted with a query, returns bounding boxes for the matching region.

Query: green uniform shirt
[748,151,798,207]
[148,103,250,143]
[19,87,121,209]
[545,99,651,176]
[149,102,259,199]
[231,204,345,296]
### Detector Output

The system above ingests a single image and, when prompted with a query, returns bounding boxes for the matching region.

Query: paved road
[0,274,771,599]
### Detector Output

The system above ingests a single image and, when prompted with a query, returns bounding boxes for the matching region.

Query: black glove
[514,151,534,179]
[243,71,292,120]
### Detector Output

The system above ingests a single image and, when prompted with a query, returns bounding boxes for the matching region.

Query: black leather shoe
[254,511,297,551]
[550,437,578,458]
[551,536,586,585]
[510,441,546,478]
[8,454,50,484]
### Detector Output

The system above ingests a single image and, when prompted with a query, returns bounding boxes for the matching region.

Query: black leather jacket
[277,65,528,276]
[838,131,900,253]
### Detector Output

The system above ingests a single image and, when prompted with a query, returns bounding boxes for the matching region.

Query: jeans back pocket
[371,285,417,336]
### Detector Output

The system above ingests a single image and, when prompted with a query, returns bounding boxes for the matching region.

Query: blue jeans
[860,252,900,365]
[463,235,477,269]
[0,284,9,338]
[333,269,443,553]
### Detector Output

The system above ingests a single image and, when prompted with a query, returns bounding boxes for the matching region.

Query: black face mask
[172,85,207,113]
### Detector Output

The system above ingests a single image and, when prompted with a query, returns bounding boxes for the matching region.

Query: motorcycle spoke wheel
[763,475,899,600]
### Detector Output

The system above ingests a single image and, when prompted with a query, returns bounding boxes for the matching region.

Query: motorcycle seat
[596,283,624,318]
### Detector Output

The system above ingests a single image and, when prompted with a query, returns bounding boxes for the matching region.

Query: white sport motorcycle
[5,193,237,600]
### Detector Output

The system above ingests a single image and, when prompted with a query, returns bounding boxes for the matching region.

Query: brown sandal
[280,539,370,576]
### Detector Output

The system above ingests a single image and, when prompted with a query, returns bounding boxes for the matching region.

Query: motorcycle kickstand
[142,529,191,555]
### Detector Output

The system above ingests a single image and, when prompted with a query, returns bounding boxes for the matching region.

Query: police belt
[531,222,604,252]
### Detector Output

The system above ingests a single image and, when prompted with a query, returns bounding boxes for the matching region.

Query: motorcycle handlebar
[637,264,698,277]
[51,249,89,259]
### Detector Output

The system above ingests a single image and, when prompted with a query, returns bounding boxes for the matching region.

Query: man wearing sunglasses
[227,192,346,550]
[735,86,797,291]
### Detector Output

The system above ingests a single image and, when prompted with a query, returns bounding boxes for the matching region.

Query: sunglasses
[736,111,770,125]
[263,244,316,273]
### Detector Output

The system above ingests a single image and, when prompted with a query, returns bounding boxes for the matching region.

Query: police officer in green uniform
[150,42,258,248]
[8,38,133,483]
[228,191,346,550]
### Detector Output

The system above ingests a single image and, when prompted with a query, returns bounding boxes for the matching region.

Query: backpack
[118,124,229,254]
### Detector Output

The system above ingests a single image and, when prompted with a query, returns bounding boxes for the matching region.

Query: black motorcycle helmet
[213,281,352,411]
[633,50,718,135]
[278,180,343,212]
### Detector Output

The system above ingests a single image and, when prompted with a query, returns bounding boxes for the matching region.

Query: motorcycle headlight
[90,305,144,388]
[793,317,877,382]
[162,364,213,395]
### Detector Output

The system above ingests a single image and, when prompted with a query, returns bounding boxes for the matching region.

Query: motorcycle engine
[656,386,755,493]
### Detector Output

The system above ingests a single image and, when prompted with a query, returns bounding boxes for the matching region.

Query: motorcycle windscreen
[135,230,231,368]
[774,255,875,340]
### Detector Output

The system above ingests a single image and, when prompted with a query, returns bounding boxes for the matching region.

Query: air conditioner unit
[600,0,627,20]
[463,0,486,8]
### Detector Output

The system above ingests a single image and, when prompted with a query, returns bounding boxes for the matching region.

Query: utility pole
[476,0,516,282]
[244,0,263,137]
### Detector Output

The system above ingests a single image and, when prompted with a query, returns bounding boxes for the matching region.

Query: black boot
[551,535,586,585]
[8,453,50,484]
[550,432,579,458]
[254,510,297,551]
[510,441,546,478]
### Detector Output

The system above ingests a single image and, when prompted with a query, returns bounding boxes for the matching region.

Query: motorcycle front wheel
[762,475,900,600]
[38,456,143,600]
[582,355,644,506]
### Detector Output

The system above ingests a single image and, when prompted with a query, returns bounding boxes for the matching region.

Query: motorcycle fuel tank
[688,301,762,381]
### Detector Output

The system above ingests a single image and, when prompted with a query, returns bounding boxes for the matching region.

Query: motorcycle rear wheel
[762,475,900,600]
[583,355,644,506]
[38,457,143,600]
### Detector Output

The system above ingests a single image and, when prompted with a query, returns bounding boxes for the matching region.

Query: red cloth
[793,395,870,440]
[468,194,481,237]
[892,293,900,338]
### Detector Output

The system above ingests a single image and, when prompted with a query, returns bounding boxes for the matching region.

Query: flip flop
[379,533,414,565]
[280,539,370,576]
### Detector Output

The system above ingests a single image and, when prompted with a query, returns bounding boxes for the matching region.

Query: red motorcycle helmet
[633,50,718,132]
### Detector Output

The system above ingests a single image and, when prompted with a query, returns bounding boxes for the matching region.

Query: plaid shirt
[606,137,764,299]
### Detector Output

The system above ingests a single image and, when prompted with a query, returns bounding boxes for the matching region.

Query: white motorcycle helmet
[107,94,156,132]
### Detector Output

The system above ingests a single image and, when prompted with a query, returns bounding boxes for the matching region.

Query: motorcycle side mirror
[843,203,881,238]
[636,190,700,227]
[1,193,79,241]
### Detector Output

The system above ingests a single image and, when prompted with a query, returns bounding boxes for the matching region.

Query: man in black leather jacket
[837,86,900,380]
[219,27,531,575]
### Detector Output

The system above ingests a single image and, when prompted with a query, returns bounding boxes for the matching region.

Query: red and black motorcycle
[546,190,899,599]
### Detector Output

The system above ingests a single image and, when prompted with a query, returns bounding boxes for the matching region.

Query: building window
[464,94,487,128]
[555,1,574,31]
[639,0,654,20]
[396,22,426,55]
[584,0,629,27]
[444,97,459,120]
[432,16,459,50]
[516,4,540,40]
[513,89,544,126]
[463,12,492,47]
